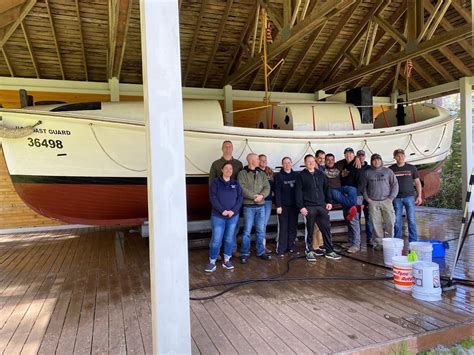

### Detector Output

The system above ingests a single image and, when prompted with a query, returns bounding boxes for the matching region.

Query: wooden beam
[45,0,64,80]
[417,0,443,41]
[247,68,260,90]
[183,0,207,85]
[424,0,451,40]
[258,0,283,31]
[0,6,21,29]
[320,23,471,91]
[406,0,417,43]
[391,62,402,94]
[373,14,407,46]
[345,51,359,68]
[375,71,393,95]
[112,0,133,79]
[221,3,258,86]
[226,0,356,85]
[424,53,455,81]
[290,0,301,28]
[0,0,36,49]
[1,47,14,77]
[283,0,291,28]
[313,0,391,89]
[280,22,326,91]
[450,0,472,22]
[20,21,39,78]
[202,0,233,87]
[250,4,260,58]
[75,0,88,81]
[411,59,438,86]
[364,22,378,65]
[415,0,424,38]
[400,70,423,90]
[298,0,310,22]
[0,0,26,13]
[438,46,472,76]
[296,0,361,92]
[424,0,473,58]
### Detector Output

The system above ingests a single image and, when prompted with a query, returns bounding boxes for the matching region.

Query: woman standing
[206,162,243,272]
[274,157,299,256]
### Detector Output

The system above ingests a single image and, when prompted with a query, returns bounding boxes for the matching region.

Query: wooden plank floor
[0,208,472,354]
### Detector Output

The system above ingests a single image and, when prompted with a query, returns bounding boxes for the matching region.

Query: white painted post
[139,0,191,353]
[460,77,473,212]
[108,77,120,102]
[224,84,233,126]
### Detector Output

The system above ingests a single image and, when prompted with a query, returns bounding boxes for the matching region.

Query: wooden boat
[0,100,455,225]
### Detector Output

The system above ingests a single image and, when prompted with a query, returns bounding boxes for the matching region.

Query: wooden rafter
[374,70,393,95]
[0,0,26,13]
[373,14,407,46]
[320,23,471,91]
[250,4,260,58]
[424,0,451,41]
[221,3,258,86]
[280,21,326,91]
[183,0,207,85]
[423,53,455,81]
[296,0,361,92]
[298,0,310,22]
[202,0,233,87]
[283,0,291,28]
[20,21,39,78]
[312,0,391,90]
[75,0,88,81]
[438,47,472,76]
[248,68,260,90]
[290,0,301,28]
[364,22,378,66]
[450,0,472,23]
[417,0,443,41]
[45,0,64,80]
[258,0,282,31]
[0,6,21,30]
[1,47,14,77]
[400,70,423,91]
[0,0,36,49]
[424,1,473,57]
[412,59,438,86]
[391,62,402,94]
[111,0,133,79]
[226,0,356,86]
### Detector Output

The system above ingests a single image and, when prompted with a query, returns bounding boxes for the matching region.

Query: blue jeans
[241,206,266,257]
[393,196,418,242]
[209,214,239,262]
[331,186,357,209]
[343,208,361,247]
[263,200,272,229]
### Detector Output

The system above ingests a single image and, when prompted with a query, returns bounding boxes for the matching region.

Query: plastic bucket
[412,261,442,301]
[426,240,449,258]
[409,242,433,262]
[392,255,414,291]
[382,238,404,266]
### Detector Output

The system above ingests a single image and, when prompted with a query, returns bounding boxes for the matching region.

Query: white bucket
[412,261,442,301]
[382,238,404,266]
[409,242,433,262]
[392,255,414,291]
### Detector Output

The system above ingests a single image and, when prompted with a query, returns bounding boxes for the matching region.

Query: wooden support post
[109,77,120,102]
[406,0,417,50]
[224,84,233,126]
[139,0,191,352]
[1,48,14,77]
[460,77,473,212]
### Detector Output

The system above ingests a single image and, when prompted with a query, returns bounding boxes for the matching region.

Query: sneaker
[341,242,353,249]
[325,251,342,260]
[347,245,360,254]
[222,261,234,270]
[239,256,248,264]
[205,263,216,273]
[306,251,317,262]
[314,248,325,256]
[289,249,300,255]
[319,246,326,253]
[346,206,358,221]
[258,253,272,261]
[277,253,285,258]
[374,244,383,251]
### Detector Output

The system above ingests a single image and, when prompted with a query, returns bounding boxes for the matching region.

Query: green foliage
[424,114,462,210]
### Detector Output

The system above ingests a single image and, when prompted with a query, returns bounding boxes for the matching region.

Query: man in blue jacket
[295,155,341,262]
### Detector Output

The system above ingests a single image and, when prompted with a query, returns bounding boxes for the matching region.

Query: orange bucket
[392,256,414,291]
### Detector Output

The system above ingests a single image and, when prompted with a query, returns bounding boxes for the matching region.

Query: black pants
[276,205,299,254]
[304,206,334,253]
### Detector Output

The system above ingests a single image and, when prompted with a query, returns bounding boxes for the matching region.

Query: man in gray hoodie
[363,153,399,250]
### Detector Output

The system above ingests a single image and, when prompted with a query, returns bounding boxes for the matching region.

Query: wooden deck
[0,208,472,354]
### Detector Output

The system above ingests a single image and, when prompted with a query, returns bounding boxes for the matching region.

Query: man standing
[363,153,399,250]
[209,140,243,183]
[312,150,325,251]
[258,154,274,253]
[295,154,341,261]
[357,150,374,247]
[237,153,272,263]
[389,149,422,242]
[335,147,365,253]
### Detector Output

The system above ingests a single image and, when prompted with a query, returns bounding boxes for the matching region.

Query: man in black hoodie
[295,155,341,262]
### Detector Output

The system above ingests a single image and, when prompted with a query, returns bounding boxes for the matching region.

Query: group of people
[205,140,422,273]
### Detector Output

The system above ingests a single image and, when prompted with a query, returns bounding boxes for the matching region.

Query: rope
[408,124,447,158]
[89,123,146,172]
[291,141,313,167]
[184,155,209,174]
[0,120,42,138]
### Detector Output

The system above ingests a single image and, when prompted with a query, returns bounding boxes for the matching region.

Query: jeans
[263,200,272,228]
[362,198,373,242]
[330,186,357,209]
[241,206,266,257]
[344,208,361,247]
[393,196,418,242]
[209,214,240,262]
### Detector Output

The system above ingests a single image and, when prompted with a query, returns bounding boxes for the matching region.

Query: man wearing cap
[357,150,374,247]
[389,149,422,242]
[363,153,399,250]
[335,147,365,253]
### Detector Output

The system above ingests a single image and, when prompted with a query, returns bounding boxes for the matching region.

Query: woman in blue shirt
[206,162,243,272]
